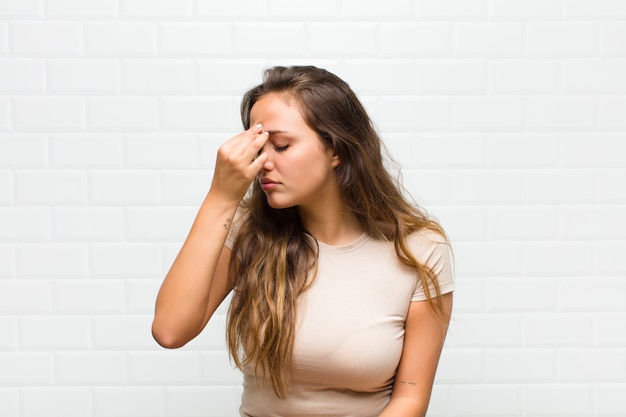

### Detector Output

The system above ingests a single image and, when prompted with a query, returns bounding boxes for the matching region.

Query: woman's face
[250,93,340,211]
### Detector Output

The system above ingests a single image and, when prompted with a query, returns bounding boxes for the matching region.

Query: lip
[260,177,280,191]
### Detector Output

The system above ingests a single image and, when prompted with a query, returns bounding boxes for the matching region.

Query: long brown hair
[226,66,448,397]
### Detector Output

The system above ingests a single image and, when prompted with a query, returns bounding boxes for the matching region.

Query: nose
[260,143,275,171]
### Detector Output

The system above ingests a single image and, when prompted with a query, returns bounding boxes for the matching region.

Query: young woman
[152,65,454,417]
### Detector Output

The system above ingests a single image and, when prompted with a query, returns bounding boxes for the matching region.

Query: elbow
[151,321,188,349]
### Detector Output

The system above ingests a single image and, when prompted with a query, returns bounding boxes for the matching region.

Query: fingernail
[255,123,262,130]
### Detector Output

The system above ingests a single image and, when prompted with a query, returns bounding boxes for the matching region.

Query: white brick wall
[0,1,624,416]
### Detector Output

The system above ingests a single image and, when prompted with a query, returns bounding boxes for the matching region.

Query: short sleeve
[409,231,455,302]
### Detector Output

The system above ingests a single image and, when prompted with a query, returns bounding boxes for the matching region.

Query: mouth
[260,177,280,191]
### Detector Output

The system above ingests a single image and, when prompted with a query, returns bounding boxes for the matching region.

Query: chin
[265,196,295,210]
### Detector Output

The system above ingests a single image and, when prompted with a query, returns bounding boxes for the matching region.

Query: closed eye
[274,145,289,153]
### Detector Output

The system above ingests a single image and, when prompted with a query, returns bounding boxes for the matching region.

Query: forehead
[249,93,307,126]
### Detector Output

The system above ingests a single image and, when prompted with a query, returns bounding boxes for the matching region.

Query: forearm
[378,396,428,417]
[152,190,238,347]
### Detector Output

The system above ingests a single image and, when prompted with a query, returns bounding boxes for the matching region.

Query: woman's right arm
[151,124,269,348]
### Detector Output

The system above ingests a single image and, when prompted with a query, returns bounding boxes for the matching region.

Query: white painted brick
[491,0,562,19]
[122,60,193,94]
[601,22,626,56]
[0,317,17,349]
[125,134,195,168]
[0,97,9,131]
[129,351,200,384]
[526,97,597,131]
[53,280,125,313]
[50,133,123,168]
[447,314,522,348]
[161,171,211,205]
[487,277,558,313]
[0,134,48,168]
[126,279,161,313]
[126,207,196,242]
[94,388,164,417]
[525,169,595,204]
[0,244,15,278]
[47,0,117,18]
[523,384,592,416]
[56,352,127,384]
[0,280,51,313]
[490,60,560,94]
[270,0,338,18]
[448,277,485,313]
[559,349,626,382]
[560,277,626,312]
[233,23,305,57]
[338,60,416,94]
[0,170,11,205]
[435,349,484,383]
[165,387,240,417]
[486,349,555,382]
[87,97,158,130]
[308,23,378,57]
[0,0,42,17]
[417,0,488,19]
[0,208,50,242]
[196,0,267,18]
[416,60,486,94]
[91,244,161,278]
[596,242,626,276]
[561,207,626,240]
[52,208,124,241]
[17,244,88,278]
[47,59,119,94]
[486,133,560,168]
[10,22,82,57]
[380,23,452,57]
[562,133,626,167]
[0,23,7,57]
[21,388,92,417]
[527,22,599,57]
[0,388,18,417]
[85,22,156,57]
[455,23,525,57]
[92,315,157,349]
[524,243,594,276]
[200,350,243,384]
[13,97,85,131]
[0,59,45,93]
[160,23,231,56]
[89,171,160,205]
[402,170,453,205]
[19,317,90,350]
[161,97,234,130]
[599,96,626,130]
[523,314,593,347]
[432,206,486,241]
[15,170,87,205]
[453,169,524,204]
[565,0,626,18]
[396,134,486,169]
[563,59,626,93]
[120,0,192,18]
[0,352,53,385]
[340,0,412,18]
[453,242,523,277]
[454,97,524,131]
[195,60,267,94]
[595,384,626,416]
[197,134,224,168]
[377,97,451,131]
[450,384,521,416]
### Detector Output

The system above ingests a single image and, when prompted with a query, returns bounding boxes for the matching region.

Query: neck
[298,201,363,246]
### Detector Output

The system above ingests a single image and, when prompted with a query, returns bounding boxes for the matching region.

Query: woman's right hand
[210,123,269,204]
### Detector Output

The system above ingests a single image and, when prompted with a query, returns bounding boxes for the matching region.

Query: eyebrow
[265,130,289,135]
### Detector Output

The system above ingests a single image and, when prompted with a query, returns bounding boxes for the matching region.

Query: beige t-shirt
[226,223,454,417]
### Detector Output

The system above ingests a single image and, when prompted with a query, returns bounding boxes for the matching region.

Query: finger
[243,131,269,162]
[223,123,264,155]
